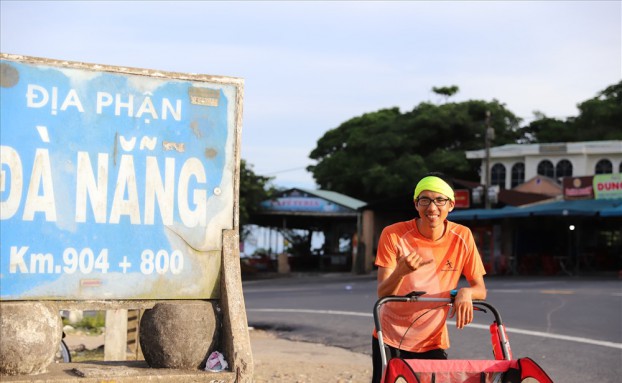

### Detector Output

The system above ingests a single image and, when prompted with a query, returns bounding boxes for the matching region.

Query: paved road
[243,273,622,383]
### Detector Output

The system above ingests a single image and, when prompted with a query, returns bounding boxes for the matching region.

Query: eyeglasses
[417,197,450,207]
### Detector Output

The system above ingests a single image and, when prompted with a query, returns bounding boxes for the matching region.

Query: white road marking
[249,308,372,317]
[247,308,622,349]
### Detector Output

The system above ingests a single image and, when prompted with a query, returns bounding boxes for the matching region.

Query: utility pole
[484,111,495,209]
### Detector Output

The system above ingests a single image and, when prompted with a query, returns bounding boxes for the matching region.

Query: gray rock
[0,302,61,375]
[139,301,220,369]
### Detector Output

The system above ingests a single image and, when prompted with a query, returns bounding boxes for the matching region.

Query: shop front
[450,198,622,275]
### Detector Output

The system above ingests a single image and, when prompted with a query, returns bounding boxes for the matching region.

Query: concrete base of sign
[0,361,238,382]
[0,302,62,375]
[139,301,219,369]
[0,230,253,382]
[220,229,253,381]
[104,309,128,361]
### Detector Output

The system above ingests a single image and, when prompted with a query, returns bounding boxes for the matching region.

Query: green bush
[63,311,106,334]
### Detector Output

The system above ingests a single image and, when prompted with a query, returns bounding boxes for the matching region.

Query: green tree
[520,81,622,143]
[308,81,620,202]
[519,113,573,143]
[239,159,275,239]
[308,97,521,201]
[572,81,622,141]
[432,85,460,103]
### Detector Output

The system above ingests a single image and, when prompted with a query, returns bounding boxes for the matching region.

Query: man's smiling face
[415,190,455,229]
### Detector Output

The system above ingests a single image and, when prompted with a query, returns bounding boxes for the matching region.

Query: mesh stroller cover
[383,357,553,383]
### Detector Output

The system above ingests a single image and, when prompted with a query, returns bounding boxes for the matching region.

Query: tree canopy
[521,81,622,143]
[307,81,622,202]
[432,85,460,103]
[307,88,522,201]
[239,159,276,239]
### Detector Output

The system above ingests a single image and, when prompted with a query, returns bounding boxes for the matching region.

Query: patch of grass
[71,347,105,362]
[63,311,106,335]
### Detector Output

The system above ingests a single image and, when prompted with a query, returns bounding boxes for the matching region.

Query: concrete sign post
[0,53,252,381]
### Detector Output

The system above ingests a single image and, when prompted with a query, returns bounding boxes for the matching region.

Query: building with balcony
[466,140,622,190]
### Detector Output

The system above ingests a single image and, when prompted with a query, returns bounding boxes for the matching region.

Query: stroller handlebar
[373,290,512,368]
[373,290,505,330]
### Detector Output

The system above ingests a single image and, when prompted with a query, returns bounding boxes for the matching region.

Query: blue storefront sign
[0,55,241,300]
[260,189,355,214]
[260,197,353,213]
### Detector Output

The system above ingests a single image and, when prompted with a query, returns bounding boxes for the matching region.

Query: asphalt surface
[243,272,622,383]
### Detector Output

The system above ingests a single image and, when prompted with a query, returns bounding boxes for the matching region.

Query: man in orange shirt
[371,173,487,383]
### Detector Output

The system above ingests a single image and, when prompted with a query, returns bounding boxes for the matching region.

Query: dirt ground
[250,329,372,383]
[65,328,373,383]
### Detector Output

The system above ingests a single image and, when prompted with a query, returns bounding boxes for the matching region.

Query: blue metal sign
[0,55,241,300]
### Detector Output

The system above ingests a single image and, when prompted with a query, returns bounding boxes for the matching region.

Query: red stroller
[374,291,554,383]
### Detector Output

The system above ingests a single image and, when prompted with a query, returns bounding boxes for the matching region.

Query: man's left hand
[449,288,473,329]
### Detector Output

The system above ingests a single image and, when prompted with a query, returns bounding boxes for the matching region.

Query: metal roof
[252,188,365,229]
[450,198,622,220]
[296,188,367,210]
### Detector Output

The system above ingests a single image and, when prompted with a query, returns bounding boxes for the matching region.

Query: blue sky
[2,1,620,189]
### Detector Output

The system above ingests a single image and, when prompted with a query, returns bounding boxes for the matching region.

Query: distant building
[251,188,365,272]
[465,140,622,190]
